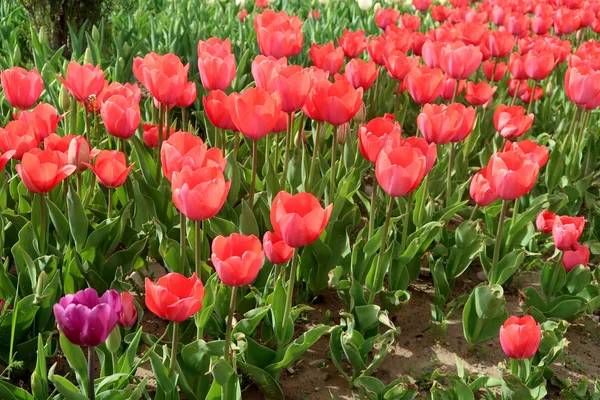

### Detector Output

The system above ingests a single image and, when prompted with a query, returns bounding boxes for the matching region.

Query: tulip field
[1,0,600,398]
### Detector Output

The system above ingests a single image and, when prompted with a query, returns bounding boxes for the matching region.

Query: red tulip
[412,0,432,12]
[304,79,363,126]
[431,5,451,22]
[141,124,162,148]
[133,53,192,106]
[532,16,554,35]
[202,90,237,131]
[402,137,437,174]
[493,105,534,140]
[0,120,39,160]
[439,75,465,101]
[422,40,445,69]
[376,145,426,197]
[272,111,288,134]
[57,61,106,105]
[440,42,482,80]
[503,140,548,168]
[465,81,497,106]
[384,25,413,54]
[499,315,541,359]
[99,82,142,108]
[118,292,138,329]
[15,103,63,141]
[508,79,528,98]
[375,8,400,30]
[562,244,590,272]
[211,234,264,286]
[338,29,367,58]
[198,51,236,91]
[270,191,333,248]
[344,59,379,90]
[358,116,403,163]
[230,87,281,140]
[504,12,530,36]
[554,10,581,35]
[417,103,476,144]
[84,150,134,188]
[16,149,76,193]
[482,30,514,58]
[401,14,421,31]
[523,50,555,81]
[252,55,288,89]
[161,131,225,182]
[176,81,197,109]
[145,273,204,322]
[266,65,311,112]
[67,136,95,172]
[552,216,585,251]
[483,60,507,82]
[263,231,294,265]
[470,168,498,206]
[403,66,444,105]
[0,150,15,173]
[384,51,420,81]
[536,210,556,234]
[490,5,507,26]
[254,10,304,59]
[171,165,230,221]
[44,133,75,153]
[486,150,539,200]
[100,95,140,139]
[238,10,249,22]
[411,33,428,56]
[564,66,600,110]
[308,10,319,20]
[1,67,44,109]
[309,43,345,75]
[197,37,232,59]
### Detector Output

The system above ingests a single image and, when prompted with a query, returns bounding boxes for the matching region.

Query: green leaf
[239,200,259,237]
[148,350,175,393]
[46,198,70,244]
[0,381,34,400]
[238,362,284,399]
[67,189,88,251]
[59,331,88,393]
[266,325,333,374]
[48,364,87,400]
[270,278,290,344]
[463,284,508,344]
[233,306,270,336]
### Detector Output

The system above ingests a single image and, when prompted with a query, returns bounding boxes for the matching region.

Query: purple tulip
[53,288,122,347]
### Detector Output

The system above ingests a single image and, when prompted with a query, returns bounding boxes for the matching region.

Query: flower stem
[84,110,91,145]
[39,193,47,255]
[527,81,536,114]
[180,212,186,274]
[546,253,564,299]
[168,322,179,378]
[416,173,430,226]
[329,125,337,204]
[401,192,413,253]
[491,200,510,283]
[510,81,521,106]
[224,286,237,365]
[87,346,95,400]
[107,188,113,219]
[70,96,77,134]
[281,113,294,187]
[249,139,258,210]
[307,122,322,192]
[274,133,281,170]
[195,220,202,276]
[368,195,394,304]
[369,71,380,119]
[155,103,164,181]
[368,177,378,240]
[233,131,240,161]
[446,142,455,207]
[469,204,479,221]
[280,248,299,348]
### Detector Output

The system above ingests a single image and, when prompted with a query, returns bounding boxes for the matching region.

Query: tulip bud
[576,30,582,42]
[31,371,47,399]
[13,46,21,65]
[545,81,553,97]
[84,48,94,65]
[68,136,91,171]
[38,27,48,47]
[92,25,100,43]
[118,292,138,329]
[337,123,349,145]
[357,0,373,10]
[353,102,366,123]
[59,84,71,111]
[105,326,121,353]
[35,271,49,300]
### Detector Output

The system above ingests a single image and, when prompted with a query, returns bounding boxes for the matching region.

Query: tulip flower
[421,40,445,69]
[266,65,312,112]
[145,273,205,322]
[401,13,420,31]
[465,82,497,106]
[198,51,236,91]
[238,10,248,22]
[384,51,420,81]
[375,8,400,30]
[439,75,465,102]
[412,0,432,11]
[470,168,499,207]
[230,87,281,140]
[536,210,556,234]
[504,12,530,36]
[482,30,514,58]
[118,292,138,329]
[417,103,476,145]
[343,59,379,91]
[367,36,394,66]
[411,33,427,56]
[54,288,122,347]
[84,150,134,188]
[141,124,160,148]
[57,61,106,105]
[499,315,541,359]
[67,136,94,172]
[252,55,287,89]
[403,66,444,105]
[16,103,63,141]
[0,120,39,160]
[254,10,304,59]
[532,16,553,35]
[439,42,482,80]
[483,61,507,82]
[552,216,585,251]
[508,53,528,81]
[523,50,555,81]
[0,150,15,173]
[487,150,539,201]
[16,148,76,193]
[358,116,403,163]
[202,91,237,131]
[99,82,142,107]
[564,66,600,110]
[101,95,141,140]
[133,53,192,106]
[176,81,197,109]
[160,131,225,182]
[562,244,590,272]
[338,29,367,58]
[493,105,534,140]
[402,137,437,175]
[503,140,548,168]
[43,133,75,154]
[263,231,294,265]
[304,79,363,126]
[211,234,264,287]
[1,67,44,109]
[309,42,345,75]
[376,145,426,198]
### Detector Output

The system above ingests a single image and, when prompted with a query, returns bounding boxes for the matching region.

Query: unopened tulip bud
[84,48,94,65]
[13,46,21,65]
[38,27,48,47]
[353,102,366,123]
[35,271,49,302]
[118,292,138,329]
[68,136,91,171]
[31,371,46,398]
[576,30,582,42]
[59,84,71,111]
[105,325,121,353]
[92,25,100,43]
[358,0,373,10]
[337,123,349,145]
[545,81,553,97]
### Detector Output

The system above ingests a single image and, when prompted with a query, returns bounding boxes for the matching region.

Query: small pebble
[315,387,320,392]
